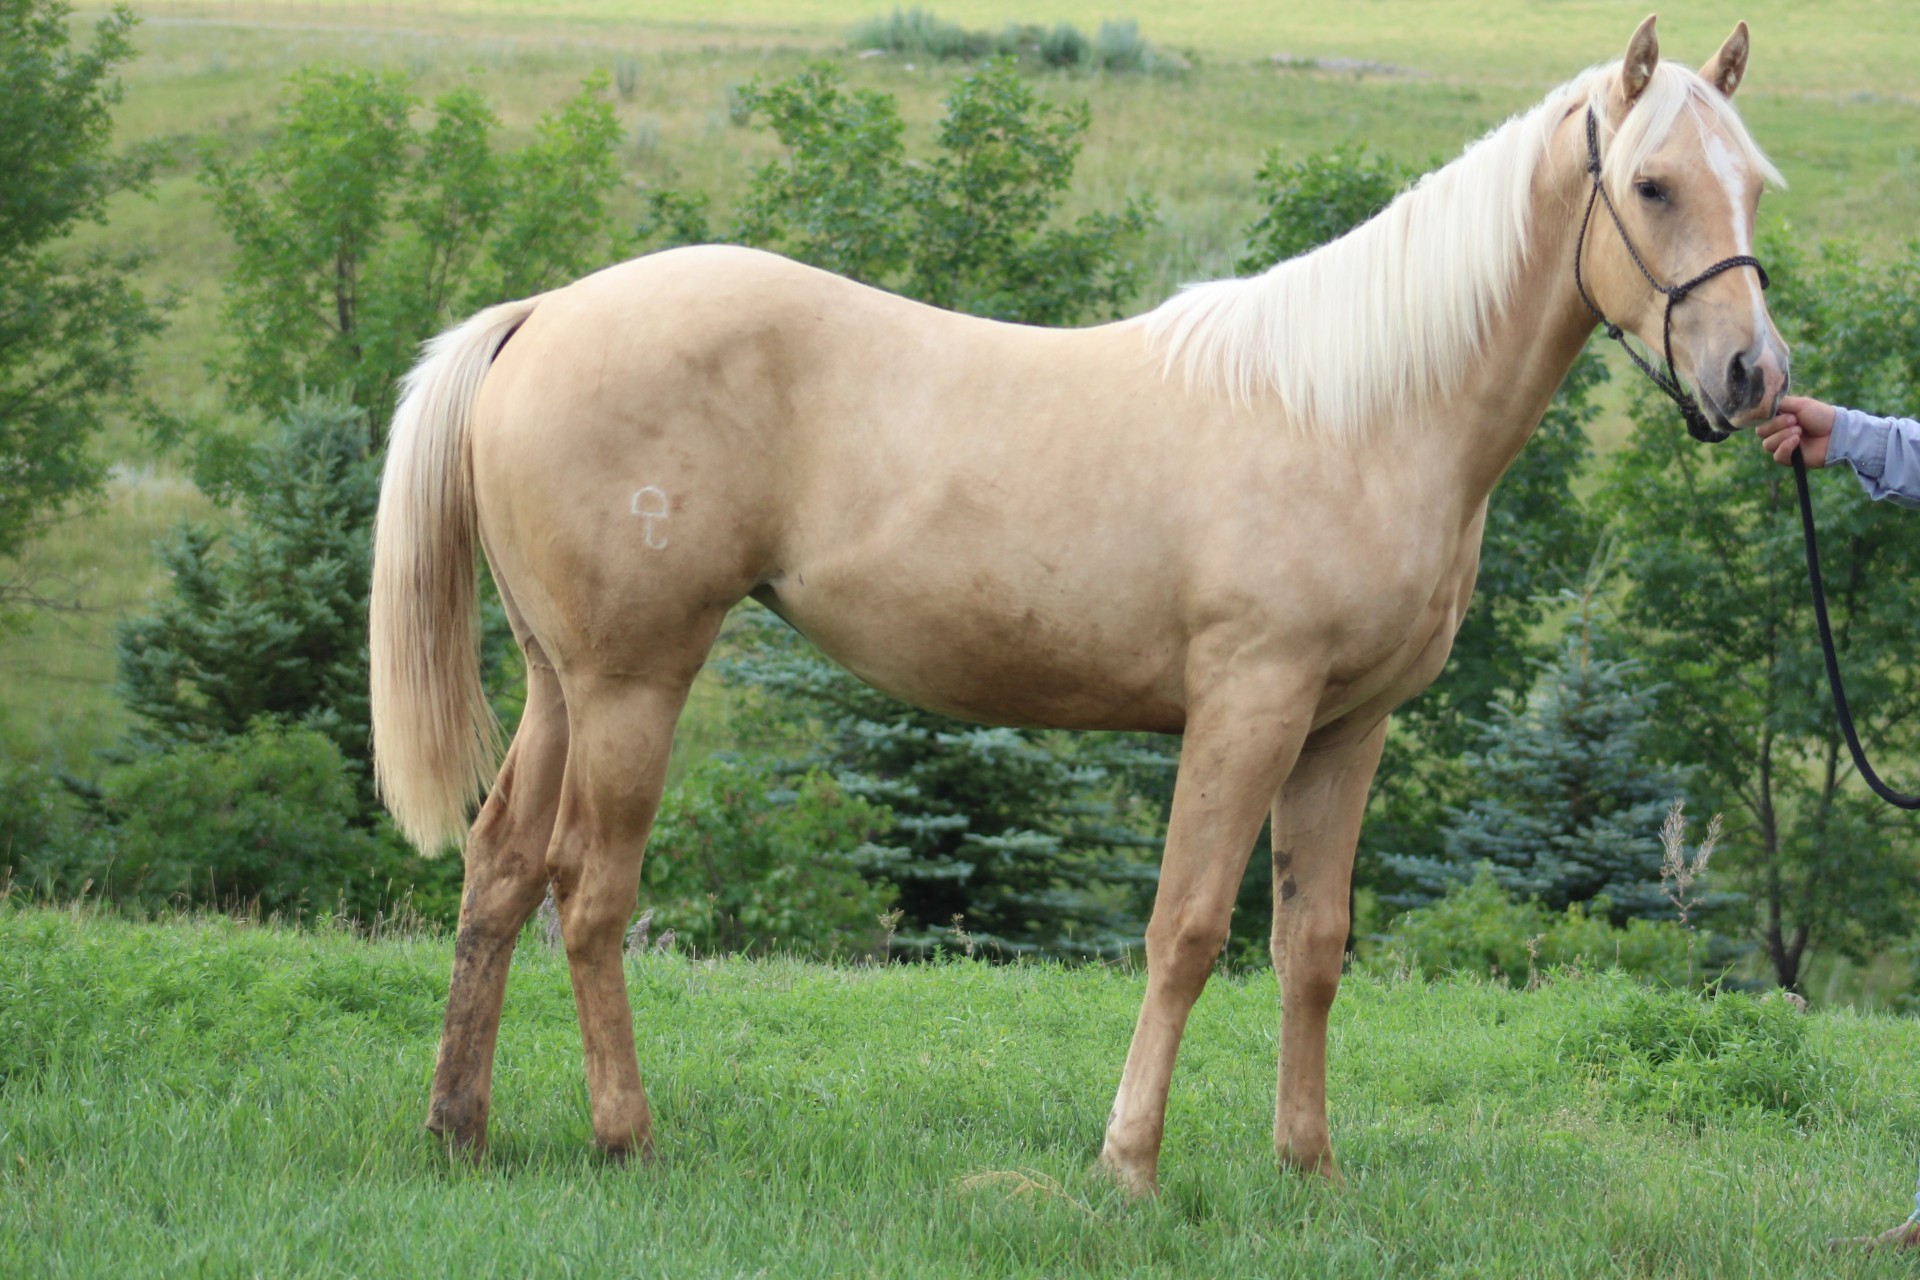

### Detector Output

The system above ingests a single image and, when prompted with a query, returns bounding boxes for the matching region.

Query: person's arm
[1829,407,1920,509]
[1757,395,1920,509]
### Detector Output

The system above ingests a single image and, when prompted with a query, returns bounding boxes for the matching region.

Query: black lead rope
[1790,448,1920,809]
[1575,105,1919,810]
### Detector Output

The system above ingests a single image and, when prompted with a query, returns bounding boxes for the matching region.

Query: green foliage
[93,721,445,920]
[1566,985,1837,1128]
[641,757,896,958]
[202,67,625,429]
[718,610,1159,960]
[728,66,909,284]
[1602,232,1920,990]
[467,71,627,304]
[1090,20,1156,74]
[115,397,378,783]
[1372,865,1708,988]
[1383,570,1708,920]
[0,0,166,607]
[0,758,98,896]
[1234,143,1410,272]
[691,60,1154,325]
[1036,22,1090,69]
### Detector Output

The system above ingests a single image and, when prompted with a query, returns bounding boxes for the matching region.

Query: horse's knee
[1146,909,1231,980]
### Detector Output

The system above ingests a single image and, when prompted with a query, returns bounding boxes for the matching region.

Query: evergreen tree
[718,611,1162,958]
[115,397,378,787]
[1382,571,1709,921]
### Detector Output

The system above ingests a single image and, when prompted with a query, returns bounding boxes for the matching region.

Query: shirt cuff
[1830,406,1889,480]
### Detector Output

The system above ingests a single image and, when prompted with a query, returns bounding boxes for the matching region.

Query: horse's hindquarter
[472,247,1483,733]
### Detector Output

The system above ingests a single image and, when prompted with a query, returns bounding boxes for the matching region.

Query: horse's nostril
[1727,351,1751,404]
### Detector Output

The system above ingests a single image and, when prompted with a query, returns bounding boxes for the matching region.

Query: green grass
[10,3,1919,765]
[4,906,1920,1276]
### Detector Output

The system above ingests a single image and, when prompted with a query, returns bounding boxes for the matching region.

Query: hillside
[3,907,1919,1276]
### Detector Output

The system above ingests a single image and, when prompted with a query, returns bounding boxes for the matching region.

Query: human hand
[1756,394,1836,467]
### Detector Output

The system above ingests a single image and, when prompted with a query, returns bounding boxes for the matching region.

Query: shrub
[1565,985,1839,1127]
[201,66,626,427]
[0,759,101,897]
[1036,22,1089,68]
[1235,143,1411,273]
[846,11,1175,75]
[1371,865,1711,988]
[847,8,990,61]
[719,59,1155,333]
[95,722,449,921]
[641,756,897,958]
[1092,19,1151,73]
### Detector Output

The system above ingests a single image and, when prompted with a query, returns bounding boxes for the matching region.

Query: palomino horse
[371,16,1786,1192]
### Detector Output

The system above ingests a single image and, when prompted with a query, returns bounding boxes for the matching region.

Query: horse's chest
[1294,520,1484,725]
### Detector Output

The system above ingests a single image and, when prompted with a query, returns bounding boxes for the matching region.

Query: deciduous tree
[0,0,165,611]
[1604,234,1920,989]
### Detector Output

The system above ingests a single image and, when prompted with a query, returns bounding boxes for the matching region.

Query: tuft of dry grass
[956,1167,1100,1218]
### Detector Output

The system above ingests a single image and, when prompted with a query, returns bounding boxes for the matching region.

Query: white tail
[370,297,539,852]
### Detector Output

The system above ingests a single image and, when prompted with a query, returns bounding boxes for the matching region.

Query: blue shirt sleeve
[1828,407,1920,509]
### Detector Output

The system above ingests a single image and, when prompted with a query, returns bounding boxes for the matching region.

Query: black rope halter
[1571,106,1770,444]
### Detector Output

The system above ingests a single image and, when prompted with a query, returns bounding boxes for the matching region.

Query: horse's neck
[1429,166,1598,508]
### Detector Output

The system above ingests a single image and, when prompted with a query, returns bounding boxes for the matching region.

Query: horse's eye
[1635,179,1667,203]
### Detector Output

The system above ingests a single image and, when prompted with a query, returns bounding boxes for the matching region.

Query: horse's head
[1575,16,1788,435]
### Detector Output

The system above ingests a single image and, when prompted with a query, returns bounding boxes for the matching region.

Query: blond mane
[1144,59,1784,438]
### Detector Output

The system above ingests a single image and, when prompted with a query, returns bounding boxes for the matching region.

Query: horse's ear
[1699,21,1750,98]
[1620,14,1660,104]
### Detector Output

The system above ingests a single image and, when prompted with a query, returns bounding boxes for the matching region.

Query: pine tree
[1382,573,1711,922]
[717,610,1161,958]
[116,396,379,786]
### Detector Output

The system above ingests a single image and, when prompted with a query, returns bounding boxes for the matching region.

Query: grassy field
[4,905,1920,1276]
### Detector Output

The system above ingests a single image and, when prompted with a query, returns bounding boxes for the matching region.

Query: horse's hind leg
[545,672,694,1158]
[426,652,568,1151]
[1268,719,1385,1181]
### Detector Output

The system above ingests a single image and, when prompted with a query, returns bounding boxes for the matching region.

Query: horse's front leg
[1097,673,1313,1196]
[1268,719,1385,1181]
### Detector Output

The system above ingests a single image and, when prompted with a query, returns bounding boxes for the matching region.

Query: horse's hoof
[595,1133,655,1165]
[424,1103,488,1156]
[1094,1148,1158,1199]
[1277,1141,1343,1185]
[425,1126,487,1161]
